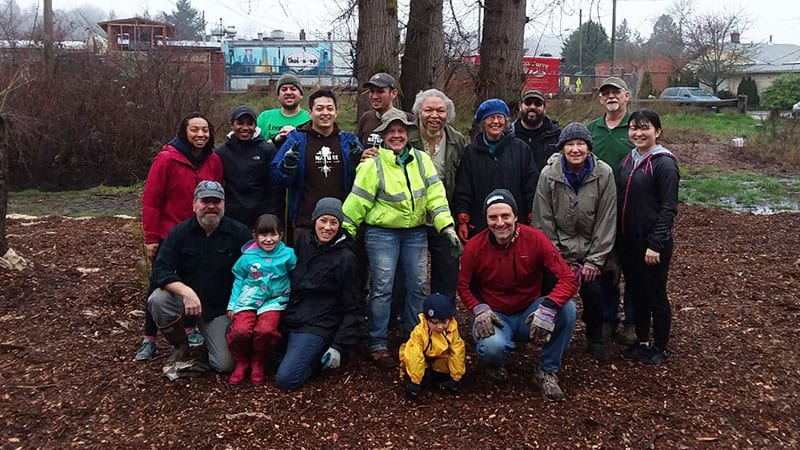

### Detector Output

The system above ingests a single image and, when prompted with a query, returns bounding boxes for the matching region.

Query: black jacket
[281,230,363,354]
[510,116,561,174]
[215,131,284,229]
[617,146,680,252]
[453,131,538,235]
[151,216,252,322]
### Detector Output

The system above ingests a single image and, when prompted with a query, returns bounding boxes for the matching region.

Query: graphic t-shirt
[256,108,311,142]
[295,123,345,228]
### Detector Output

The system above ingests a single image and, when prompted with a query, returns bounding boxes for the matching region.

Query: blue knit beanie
[474,98,510,123]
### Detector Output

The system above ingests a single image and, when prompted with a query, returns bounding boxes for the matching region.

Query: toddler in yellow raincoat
[399,293,466,400]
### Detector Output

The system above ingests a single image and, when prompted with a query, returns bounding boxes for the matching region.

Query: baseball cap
[362,72,397,89]
[230,105,257,122]
[599,77,628,91]
[193,180,225,200]
[521,89,546,102]
[373,108,415,133]
[423,293,458,320]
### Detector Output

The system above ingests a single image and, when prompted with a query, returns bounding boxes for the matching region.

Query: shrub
[760,73,800,110]
[737,76,760,107]
[638,72,655,99]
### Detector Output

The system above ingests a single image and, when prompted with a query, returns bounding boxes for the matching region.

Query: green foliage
[737,76,760,107]
[161,0,205,40]
[646,14,684,58]
[560,21,610,75]
[716,89,735,100]
[747,117,800,166]
[638,72,655,99]
[760,73,800,110]
[662,112,758,138]
[667,69,698,88]
[680,167,798,212]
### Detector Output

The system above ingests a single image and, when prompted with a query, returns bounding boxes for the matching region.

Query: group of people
[134,71,679,402]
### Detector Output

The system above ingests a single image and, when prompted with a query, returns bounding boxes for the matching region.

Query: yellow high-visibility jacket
[342,146,454,237]
[399,313,466,384]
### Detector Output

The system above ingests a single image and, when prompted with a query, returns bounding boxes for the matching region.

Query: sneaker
[618,325,638,345]
[369,349,397,368]
[485,366,509,383]
[622,343,650,362]
[534,370,565,402]
[639,347,670,367]
[134,339,157,361]
[187,329,205,348]
[587,342,611,362]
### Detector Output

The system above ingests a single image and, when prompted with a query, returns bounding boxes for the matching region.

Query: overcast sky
[13,0,800,54]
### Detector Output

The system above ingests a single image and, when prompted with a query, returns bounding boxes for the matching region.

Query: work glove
[283,143,300,169]
[320,347,341,370]
[348,141,364,168]
[406,381,422,400]
[456,213,472,243]
[571,263,583,284]
[437,377,461,393]
[473,303,504,339]
[162,359,209,381]
[581,264,601,283]
[525,298,559,340]
[441,226,463,258]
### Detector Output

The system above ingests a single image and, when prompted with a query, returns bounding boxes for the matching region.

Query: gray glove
[441,226,463,258]
[283,143,300,168]
[162,359,209,381]
[473,303,504,339]
[320,347,341,370]
[525,298,558,339]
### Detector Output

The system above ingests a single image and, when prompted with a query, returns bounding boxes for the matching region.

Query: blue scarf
[561,155,594,193]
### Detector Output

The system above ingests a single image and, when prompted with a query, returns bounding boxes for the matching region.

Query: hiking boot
[587,342,611,362]
[187,328,205,348]
[622,343,650,362]
[639,347,670,367]
[161,325,190,364]
[534,370,565,402]
[601,322,618,342]
[369,349,397,368]
[618,325,638,345]
[134,339,157,361]
[485,366,509,383]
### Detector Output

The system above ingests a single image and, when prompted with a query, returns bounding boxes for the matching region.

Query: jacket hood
[168,135,212,163]
[239,239,287,255]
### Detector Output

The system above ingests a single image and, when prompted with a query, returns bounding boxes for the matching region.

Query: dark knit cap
[484,188,518,217]
[423,293,457,320]
[556,122,593,152]
[312,197,343,224]
[277,72,303,95]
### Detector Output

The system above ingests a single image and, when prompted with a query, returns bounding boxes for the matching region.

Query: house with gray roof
[722,42,800,94]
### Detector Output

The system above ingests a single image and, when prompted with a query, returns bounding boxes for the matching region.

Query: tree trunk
[356,0,400,118]
[0,114,9,256]
[476,0,526,113]
[399,0,445,111]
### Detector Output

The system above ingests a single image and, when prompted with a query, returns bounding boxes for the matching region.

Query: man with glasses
[510,89,561,173]
[587,76,636,346]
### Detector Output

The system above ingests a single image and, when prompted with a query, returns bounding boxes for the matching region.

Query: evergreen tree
[161,0,204,40]
[737,76,760,107]
[560,21,611,75]
[638,72,655,98]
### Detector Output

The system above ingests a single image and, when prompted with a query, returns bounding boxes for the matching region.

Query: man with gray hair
[408,88,467,299]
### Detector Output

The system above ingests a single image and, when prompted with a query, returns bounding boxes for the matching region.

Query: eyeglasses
[523,98,544,107]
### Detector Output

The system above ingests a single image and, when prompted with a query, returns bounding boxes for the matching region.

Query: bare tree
[475,0,526,110]
[399,0,445,111]
[0,71,29,270]
[683,11,752,93]
[355,0,400,117]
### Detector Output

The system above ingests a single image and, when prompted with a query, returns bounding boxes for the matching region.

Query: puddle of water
[717,197,800,215]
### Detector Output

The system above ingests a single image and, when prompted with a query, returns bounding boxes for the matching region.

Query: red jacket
[141,142,223,244]
[458,224,578,314]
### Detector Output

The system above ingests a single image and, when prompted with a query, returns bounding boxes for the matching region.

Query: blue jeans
[365,225,427,351]
[426,225,458,299]
[472,298,577,373]
[275,332,328,391]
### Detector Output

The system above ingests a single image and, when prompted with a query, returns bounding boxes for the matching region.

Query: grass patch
[662,112,759,139]
[9,184,142,217]
[680,165,800,211]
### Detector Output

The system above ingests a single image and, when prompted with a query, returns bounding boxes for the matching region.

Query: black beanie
[556,122,593,152]
[312,197,344,224]
[484,188,518,217]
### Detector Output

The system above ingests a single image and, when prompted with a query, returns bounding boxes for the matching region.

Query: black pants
[618,238,673,350]
[578,276,606,342]
[426,226,458,299]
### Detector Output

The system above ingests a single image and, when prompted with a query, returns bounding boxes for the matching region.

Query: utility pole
[43,0,53,60]
[578,9,582,74]
[610,0,617,75]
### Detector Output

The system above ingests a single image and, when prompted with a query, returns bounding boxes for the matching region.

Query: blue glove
[320,347,341,370]
[525,298,558,339]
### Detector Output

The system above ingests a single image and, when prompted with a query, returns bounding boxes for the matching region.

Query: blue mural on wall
[224,41,334,76]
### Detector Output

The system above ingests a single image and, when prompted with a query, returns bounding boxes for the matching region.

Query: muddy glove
[525,298,558,340]
[441,226,463,258]
[283,143,300,169]
[348,141,364,168]
[406,381,422,400]
[437,377,461,393]
[162,359,209,381]
[457,213,472,243]
[320,347,341,371]
[473,303,504,339]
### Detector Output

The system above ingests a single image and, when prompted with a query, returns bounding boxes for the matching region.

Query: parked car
[792,100,800,118]
[660,87,721,102]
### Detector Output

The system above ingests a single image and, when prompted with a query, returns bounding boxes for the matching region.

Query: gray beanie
[312,197,344,224]
[484,188,518,217]
[556,122,593,152]
[277,72,303,95]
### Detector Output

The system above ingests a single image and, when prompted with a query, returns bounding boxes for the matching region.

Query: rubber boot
[160,323,190,364]
[250,334,274,385]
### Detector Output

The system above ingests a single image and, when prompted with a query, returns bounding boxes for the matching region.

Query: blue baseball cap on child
[423,293,457,319]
